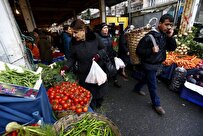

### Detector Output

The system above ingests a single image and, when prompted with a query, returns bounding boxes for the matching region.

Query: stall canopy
[9,0,126,30]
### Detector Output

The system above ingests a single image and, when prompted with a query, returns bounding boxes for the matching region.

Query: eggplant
[187,77,197,84]
[198,70,203,76]
[197,81,203,87]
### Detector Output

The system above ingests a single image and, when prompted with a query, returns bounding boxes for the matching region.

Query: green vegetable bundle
[38,61,77,89]
[0,64,39,88]
[54,113,121,136]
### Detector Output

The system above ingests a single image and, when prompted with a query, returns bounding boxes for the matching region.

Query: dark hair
[159,14,174,23]
[63,25,70,31]
[70,19,85,30]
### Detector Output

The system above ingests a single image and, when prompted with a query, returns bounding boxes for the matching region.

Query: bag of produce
[85,60,107,86]
[114,57,125,70]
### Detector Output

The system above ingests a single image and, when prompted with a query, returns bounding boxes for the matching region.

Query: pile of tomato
[47,82,91,114]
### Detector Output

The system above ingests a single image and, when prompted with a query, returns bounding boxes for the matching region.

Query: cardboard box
[0,61,42,99]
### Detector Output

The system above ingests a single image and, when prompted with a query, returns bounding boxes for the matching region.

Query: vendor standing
[62,19,108,110]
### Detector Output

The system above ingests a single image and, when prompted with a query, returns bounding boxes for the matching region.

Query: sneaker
[132,89,146,96]
[138,91,146,96]
[154,106,165,115]
[113,81,121,88]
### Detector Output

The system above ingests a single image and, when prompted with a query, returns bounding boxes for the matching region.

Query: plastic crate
[180,87,203,107]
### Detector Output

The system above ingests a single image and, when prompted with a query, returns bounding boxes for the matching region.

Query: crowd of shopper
[24,14,176,115]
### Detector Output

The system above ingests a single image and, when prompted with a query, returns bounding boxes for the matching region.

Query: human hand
[92,54,100,61]
[152,45,159,53]
[167,27,175,37]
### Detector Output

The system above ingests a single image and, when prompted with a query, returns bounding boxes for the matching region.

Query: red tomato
[86,94,91,99]
[62,96,68,101]
[83,106,88,112]
[74,98,79,103]
[76,108,82,114]
[62,103,68,109]
[49,94,54,99]
[55,95,60,99]
[59,100,66,105]
[52,99,59,104]
[83,98,88,102]
[80,101,84,105]
[52,104,58,110]
[57,105,63,111]
[71,106,76,111]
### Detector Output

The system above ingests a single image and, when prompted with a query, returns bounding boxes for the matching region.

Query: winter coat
[38,34,53,63]
[61,32,72,59]
[136,30,177,70]
[66,32,105,82]
[118,32,131,65]
[96,33,117,60]
[66,31,108,99]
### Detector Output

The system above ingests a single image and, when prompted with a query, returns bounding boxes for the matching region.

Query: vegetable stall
[0,58,121,135]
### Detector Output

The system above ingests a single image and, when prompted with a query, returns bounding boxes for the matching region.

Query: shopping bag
[114,57,125,70]
[85,60,107,86]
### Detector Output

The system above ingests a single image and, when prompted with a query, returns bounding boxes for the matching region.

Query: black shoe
[114,81,121,88]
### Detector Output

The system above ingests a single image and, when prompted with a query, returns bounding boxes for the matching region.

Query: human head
[158,14,174,33]
[33,28,39,38]
[63,25,72,35]
[70,19,86,41]
[100,23,108,36]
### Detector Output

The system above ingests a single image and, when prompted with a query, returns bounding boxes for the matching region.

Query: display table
[0,85,56,134]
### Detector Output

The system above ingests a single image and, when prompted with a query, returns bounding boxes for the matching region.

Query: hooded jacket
[136,29,177,70]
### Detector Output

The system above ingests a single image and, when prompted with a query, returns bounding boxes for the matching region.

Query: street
[95,71,203,136]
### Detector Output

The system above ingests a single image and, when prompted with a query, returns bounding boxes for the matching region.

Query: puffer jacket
[95,33,117,59]
[136,30,177,70]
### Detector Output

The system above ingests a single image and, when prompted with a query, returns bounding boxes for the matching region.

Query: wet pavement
[95,71,203,136]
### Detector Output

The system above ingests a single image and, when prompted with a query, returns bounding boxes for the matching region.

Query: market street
[96,72,203,136]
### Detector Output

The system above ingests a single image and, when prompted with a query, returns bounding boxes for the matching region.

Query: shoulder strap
[148,34,158,47]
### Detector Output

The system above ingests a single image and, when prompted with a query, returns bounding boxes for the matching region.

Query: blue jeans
[134,69,160,107]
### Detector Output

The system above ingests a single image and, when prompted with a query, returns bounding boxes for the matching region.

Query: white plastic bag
[114,57,125,70]
[85,60,107,86]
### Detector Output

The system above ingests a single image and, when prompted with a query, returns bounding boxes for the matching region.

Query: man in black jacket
[133,14,177,115]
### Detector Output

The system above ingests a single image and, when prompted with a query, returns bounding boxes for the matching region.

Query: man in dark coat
[63,19,108,109]
[134,14,177,115]
[61,25,72,60]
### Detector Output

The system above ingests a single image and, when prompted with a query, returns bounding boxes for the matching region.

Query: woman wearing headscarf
[96,23,122,88]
